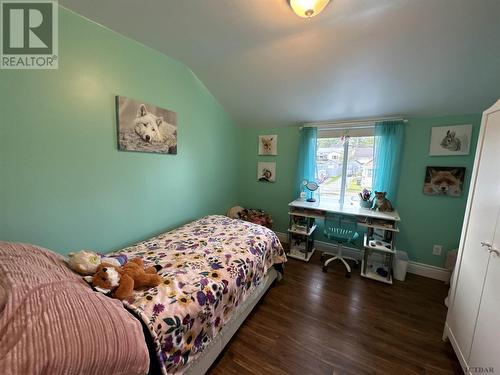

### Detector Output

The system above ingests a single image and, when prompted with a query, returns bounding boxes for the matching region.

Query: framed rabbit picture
[429,124,472,156]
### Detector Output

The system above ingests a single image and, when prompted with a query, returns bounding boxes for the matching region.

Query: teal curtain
[296,127,317,196]
[372,120,405,204]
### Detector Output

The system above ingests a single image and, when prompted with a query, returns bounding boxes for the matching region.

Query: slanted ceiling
[61,0,500,127]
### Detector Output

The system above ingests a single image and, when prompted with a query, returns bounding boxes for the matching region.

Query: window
[316,128,375,205]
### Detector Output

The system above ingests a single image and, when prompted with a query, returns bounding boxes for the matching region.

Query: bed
[0,215,286,374]
[114,215,286,374]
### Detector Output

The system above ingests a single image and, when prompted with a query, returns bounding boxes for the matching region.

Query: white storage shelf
[361,233,394,284]
[288,211,323,219]
[287,211,317,262]
[288,246,315,262]
[363,234,395,254]
[361,260,393,284]
[287,224,317,236]
[358,221,399,233]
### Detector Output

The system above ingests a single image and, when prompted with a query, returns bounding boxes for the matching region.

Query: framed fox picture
[423,166,465,197]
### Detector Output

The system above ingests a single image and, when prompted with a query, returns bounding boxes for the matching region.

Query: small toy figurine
[372,191,394,212]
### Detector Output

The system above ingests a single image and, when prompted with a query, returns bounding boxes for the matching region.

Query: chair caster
[345,272,351,278]
[322,266,328,273]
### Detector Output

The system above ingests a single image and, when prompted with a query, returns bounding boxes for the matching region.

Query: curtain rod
[301,116,408,129]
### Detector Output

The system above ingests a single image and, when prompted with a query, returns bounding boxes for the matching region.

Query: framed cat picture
[258,135,278,155]
[429,124,472,156]
[257,162,276,183]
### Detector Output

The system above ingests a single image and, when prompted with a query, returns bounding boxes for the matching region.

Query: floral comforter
[113,215,286,374]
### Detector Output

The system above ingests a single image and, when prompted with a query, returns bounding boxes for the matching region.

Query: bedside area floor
[208,252,461,375]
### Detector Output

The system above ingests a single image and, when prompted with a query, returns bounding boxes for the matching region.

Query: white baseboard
[407,261,451,282]
[275,231,451,283]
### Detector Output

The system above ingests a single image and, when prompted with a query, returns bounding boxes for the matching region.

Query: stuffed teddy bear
[84,258,162,300]
[67,250,126,276]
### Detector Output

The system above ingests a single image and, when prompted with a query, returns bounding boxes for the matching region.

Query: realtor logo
[1,0,58,69]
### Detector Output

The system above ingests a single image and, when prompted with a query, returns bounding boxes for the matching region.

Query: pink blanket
[0,242,150,375]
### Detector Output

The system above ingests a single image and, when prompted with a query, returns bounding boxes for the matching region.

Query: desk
[288,199,401,222]
[287,199,402,284]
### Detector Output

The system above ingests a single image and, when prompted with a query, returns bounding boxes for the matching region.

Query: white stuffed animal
[227,206,244,219]
[67,250,121,276]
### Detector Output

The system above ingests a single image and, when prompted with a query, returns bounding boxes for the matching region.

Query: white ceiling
[60,0,500,127]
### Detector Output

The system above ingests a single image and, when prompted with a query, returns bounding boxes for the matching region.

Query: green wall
[0,5,482,268]
[396,114,480,266]
[0,8,237,254]
[238,127,301,232]
[236,114,481,267]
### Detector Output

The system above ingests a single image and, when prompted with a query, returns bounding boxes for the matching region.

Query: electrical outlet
[433,245,443,256]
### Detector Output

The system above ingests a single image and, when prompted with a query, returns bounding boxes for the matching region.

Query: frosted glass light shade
[289,0,330,18]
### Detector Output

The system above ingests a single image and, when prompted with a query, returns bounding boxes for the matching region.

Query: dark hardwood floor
[208,252,461,375]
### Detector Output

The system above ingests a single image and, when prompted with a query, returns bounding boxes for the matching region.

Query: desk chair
[322,214,359,277]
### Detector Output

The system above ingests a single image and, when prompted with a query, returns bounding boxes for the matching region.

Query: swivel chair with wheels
[322,214,359,277]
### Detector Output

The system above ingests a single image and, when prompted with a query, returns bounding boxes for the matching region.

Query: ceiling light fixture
[289,0,330,18]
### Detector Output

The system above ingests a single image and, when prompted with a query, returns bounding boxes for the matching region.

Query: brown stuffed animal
[85,258,162,300]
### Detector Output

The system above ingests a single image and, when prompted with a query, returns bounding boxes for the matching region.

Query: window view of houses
[316,136,374,204]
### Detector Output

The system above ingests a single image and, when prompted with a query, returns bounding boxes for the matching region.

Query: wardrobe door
[468,109,500,371]
[468,250,500,372]
[447,105,500,361]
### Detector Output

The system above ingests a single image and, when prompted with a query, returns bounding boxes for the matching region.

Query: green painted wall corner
[235,114,481,268]
[0,7,238,254]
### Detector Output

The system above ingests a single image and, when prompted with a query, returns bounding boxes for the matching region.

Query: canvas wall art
[257,162,276,182]
[423,166,465,197]
[258,135,278,155]
[116,96,177,154]
[429,124,472,156]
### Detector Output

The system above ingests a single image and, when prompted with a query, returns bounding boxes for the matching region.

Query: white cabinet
[445,100,500,373]
[469,245,500,372]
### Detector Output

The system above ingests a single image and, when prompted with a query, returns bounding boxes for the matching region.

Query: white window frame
[317,125,375,205]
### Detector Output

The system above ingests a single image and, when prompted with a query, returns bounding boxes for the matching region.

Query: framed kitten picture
[429,125,472,156]
[258,135,278,155]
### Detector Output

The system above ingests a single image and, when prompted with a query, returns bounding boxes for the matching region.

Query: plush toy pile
[84,258,162,300]
[227,206,273,229]
[67,250,161,300]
